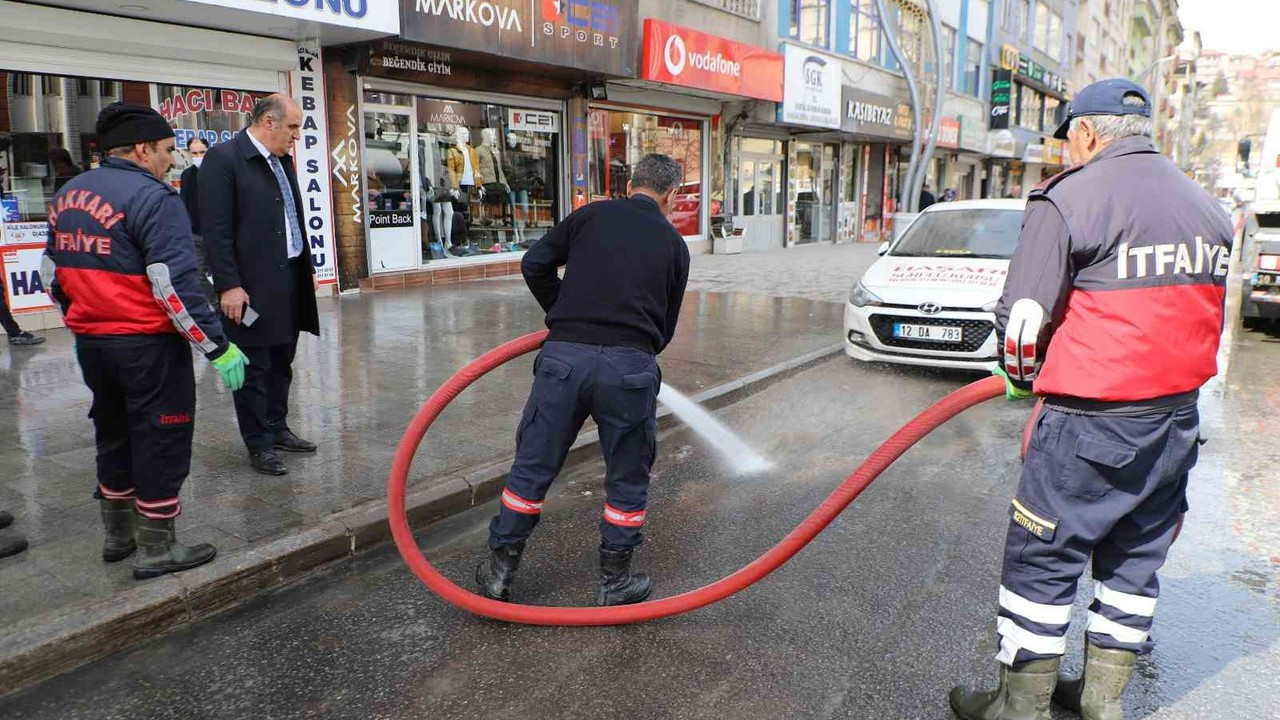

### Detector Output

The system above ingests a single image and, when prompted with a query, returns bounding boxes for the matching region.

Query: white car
[844,199,1027,372]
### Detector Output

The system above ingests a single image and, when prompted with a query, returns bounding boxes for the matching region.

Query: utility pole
[873,0,924,212]
[914,0,945,213]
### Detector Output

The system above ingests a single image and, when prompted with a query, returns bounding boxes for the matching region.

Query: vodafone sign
[641,19,782,102]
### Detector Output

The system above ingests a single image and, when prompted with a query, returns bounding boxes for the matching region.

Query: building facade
[0,0,396,324]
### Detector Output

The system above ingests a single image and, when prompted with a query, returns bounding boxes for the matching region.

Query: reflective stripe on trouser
[488,341,658,552]
[995,404,1199,666]
[78,335,195,519]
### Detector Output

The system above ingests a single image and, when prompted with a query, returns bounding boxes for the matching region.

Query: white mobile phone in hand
[241,306,260,327]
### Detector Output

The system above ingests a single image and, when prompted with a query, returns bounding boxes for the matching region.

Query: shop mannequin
[477,128,510,228]
[445,126,483,249]
[505,131,530,243]
[418,138,448,257]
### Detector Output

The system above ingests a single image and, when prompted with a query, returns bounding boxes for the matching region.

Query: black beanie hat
[96,102,174,151]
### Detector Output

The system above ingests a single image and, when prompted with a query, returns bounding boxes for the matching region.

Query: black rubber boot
[1053,643,1137,720]
[100,498,137,562]
[475,542,525,601]
[596,547,653,606]
[949,657,1060,720]
[0,531,27,559]
[132,515,216,580]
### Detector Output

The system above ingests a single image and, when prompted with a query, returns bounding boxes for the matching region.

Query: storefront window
[734,137,783,220]
[792,142,835,244]
[588,108,705,237]
[155,84,262,185]
[1044,96,1062,131]
[416,98,561,262]
[1018,84,1043,132]
[1,71,126,225]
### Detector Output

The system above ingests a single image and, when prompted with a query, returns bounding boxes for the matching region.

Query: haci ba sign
[781,44,841,129]
[641,20,782,102]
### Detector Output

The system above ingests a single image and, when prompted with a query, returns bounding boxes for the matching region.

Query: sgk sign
[640,19,782,102]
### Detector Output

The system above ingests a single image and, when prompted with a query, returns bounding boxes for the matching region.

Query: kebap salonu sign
[401,0,639,76]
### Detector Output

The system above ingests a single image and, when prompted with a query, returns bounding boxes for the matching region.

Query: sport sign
[640,19,782,102]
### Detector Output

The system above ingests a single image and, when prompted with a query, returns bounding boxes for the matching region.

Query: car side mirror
[877,242,890,256]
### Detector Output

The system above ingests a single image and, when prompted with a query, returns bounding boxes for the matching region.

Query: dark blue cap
[1052,78,1151,140]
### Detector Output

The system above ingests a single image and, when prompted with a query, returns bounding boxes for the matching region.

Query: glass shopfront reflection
[587,107,707,238]
[359,89,562,272]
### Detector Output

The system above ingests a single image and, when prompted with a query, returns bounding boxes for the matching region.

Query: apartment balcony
[1131,1,1155,40]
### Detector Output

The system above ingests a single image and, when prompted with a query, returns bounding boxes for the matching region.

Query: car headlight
[980,299,999,312]
[849,282,884,307]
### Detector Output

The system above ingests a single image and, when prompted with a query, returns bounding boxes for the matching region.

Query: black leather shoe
[250,451,288,476]
[0,510,13,529]
[273,429,317,453]
[7,331,44,346]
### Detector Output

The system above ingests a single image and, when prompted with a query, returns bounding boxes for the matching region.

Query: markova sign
[640,20,782,101]
[403,0,639,76]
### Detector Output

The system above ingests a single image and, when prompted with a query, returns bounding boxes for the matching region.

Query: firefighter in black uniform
[42,103,249,580]
[949,80,1232,720]
[475,154,690,606]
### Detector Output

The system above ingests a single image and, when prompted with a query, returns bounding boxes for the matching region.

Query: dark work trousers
[994,403,1200,667]
[231,258,300,454]
[0,287,22,336]
[489,341,659,552]
[76,335,196,519]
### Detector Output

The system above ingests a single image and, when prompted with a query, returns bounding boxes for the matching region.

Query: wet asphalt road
[4,329,1279,720]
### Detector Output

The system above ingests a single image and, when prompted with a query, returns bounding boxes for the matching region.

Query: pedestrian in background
[476,153,690,607]
[1,289,44,347]
[950,79,1231,720]
[919,185,937,210]
[42,102,248,580]
[200,94,320,477]
[179,136,214,302]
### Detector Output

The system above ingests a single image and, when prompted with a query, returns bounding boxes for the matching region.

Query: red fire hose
[388,329,1006,625]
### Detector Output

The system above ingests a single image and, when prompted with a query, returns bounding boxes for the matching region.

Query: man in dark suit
[179,137,213,301]
[200,95,320,476]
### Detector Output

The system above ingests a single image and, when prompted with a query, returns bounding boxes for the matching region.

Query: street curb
[0,343,842,695]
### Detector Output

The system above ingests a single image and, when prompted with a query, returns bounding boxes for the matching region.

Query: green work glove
[993,365,1035,401]
[211,343,249,392]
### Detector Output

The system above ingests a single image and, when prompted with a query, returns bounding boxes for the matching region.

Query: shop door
[735,152,785,251]
[363,108,420,273]
[793,143,836,244]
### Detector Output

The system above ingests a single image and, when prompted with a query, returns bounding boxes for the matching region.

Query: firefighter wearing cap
[949,79,1232,720]
[42,102,249,580]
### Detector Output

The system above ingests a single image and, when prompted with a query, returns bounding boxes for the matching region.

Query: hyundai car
[844,199,1026,371]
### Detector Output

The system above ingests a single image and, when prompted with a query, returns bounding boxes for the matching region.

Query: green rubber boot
[949,658,1060,720]
[99,499,136,562]
[1053,643,1137,720]
[132,515,216,580]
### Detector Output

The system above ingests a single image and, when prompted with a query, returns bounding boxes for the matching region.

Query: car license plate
[893,323,963,343]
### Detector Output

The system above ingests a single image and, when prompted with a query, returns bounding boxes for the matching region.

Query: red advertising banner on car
[640,19,783,102]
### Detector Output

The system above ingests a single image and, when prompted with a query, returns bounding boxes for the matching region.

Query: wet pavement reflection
[3,324,1276,719]
[0,281,842,630]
